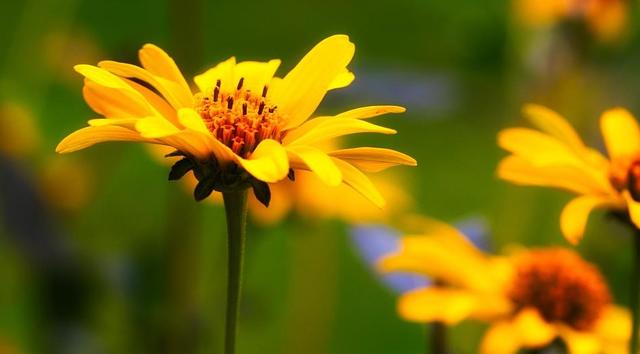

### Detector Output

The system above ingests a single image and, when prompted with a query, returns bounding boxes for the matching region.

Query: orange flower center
[609,157,640,201]
[509,248,610,331]
[195,78,283,158]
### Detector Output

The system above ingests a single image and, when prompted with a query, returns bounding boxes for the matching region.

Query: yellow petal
[136,117,180,138]
[560,195,617,245]
[498,127,589,166]
[334,105,406,120]
[397,287,476,324]
[283,105,404,143]
[194,57,237,93]
[331,158,384,207]
[600,108,640,160]
[624,191,640,229]
[123,77,180,125]
[480,321,521,354]
[379,231,500,293]
[523,104,586,152]
[558,327,601,354]
[99,61,193,109]
[138,43,191,93]
[284,118,396,147]
[177,108,210,135]
[82,82,152,118]
[287,145,342,186]
[235,139,289,183]
[88,118,139,128]
[56,125,151,153]
[497,155,612,196]
[327,68,355,90]
[512,308,557,347]
[329,147,417,172]
[273,35,355,130]
[594,305,631,344]
[233,59,281,93]
[75,64,137,91]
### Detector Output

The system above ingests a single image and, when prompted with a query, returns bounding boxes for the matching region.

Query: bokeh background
[1,0,639,353]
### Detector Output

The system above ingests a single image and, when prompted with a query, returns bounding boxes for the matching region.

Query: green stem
[631,229,640,354]
[222,190,249,354]
[430,322,447,354]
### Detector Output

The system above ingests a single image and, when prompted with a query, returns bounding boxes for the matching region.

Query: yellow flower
[514,0,627,40]
[56,35,416,205]
[497,104,640,244]
[379,217,630,354]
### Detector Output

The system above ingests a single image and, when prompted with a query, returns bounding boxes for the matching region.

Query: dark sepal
[168,158,195,181]
[287,168,296,181]
[194,176,217,202]
[250,179,271,207]
[164,150,184,158]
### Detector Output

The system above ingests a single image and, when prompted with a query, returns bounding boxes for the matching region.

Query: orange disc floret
[194,78,283,158]
[509,248,611,331]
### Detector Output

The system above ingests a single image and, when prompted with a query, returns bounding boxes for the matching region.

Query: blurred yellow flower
[150,141,413,225]
[514,0,627,40]
[380,217,630,354]
[497,104,640,244]
[0,102,40,158]
[56,35,416,206]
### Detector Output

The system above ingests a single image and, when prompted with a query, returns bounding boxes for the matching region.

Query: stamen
[262,85,268,98]
[242,102,248,116]
[227,96,234,110]
[258,101,265,115]
[237,77,244,90]
[213,86,220,102]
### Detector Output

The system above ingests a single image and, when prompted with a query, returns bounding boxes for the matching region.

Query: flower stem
[430,322,447,354]
[222,189,249,354]
[631,229,640,354]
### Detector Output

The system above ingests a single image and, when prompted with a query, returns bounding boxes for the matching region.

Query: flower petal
[558,327,601,354]
[284,118,396,147]
[82,81,152,118]
[523,104,586,151]
[331,158,384,207]
[99,61,193,109]
[194,57,237,93]
[497,155,612,196]
[56,125,151,153]
[122,77,180,125]
[287,145,342,186]
[329,147,417,172]
[88,118,139,128]
[397,287,476,324]
[601,108,640,160]
[594,305,631,345]
[273,35,355,130]
[624,191,640,229]
[480,321,521,354]
[512,308,557,347]
[236,139,289,183]
[327,68,355,90]
[498,127,588,166]
[138,43,191,93]
[177,108,210,135]
[560,195,617,245]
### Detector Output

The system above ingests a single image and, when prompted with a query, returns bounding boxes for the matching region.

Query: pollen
[194,78,283,158]
[509,248,611,331]
[609,156,640,201]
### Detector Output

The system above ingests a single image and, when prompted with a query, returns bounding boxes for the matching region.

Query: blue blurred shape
[350,224,430,294]
[349,216,489,294]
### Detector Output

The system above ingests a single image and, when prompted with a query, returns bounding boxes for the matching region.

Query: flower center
[194,78,283,158]
[508,248,610,331]
[609,157,640,201]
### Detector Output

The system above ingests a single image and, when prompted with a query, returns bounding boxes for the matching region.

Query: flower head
[56,35,416,205]
[379,217,630,354]
[514,0,627,40]
[497,104,640,244]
